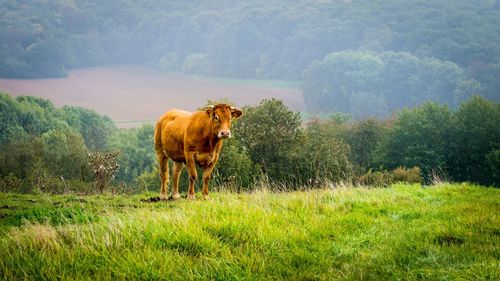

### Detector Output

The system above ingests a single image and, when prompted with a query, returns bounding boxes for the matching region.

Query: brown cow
[154,104,243,200]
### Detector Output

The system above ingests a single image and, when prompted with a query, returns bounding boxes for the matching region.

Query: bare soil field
[0,66,304,127]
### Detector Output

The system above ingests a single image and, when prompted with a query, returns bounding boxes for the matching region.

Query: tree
[213,138,258,190]
[344,119,389,171]
[0,94,110,192]
[234,99,302,183]
[24,37,68,77]
[41,128,89,180]
[296,119,352,186]
[303,51,467,118]
[448,96,500,186]
[302,51,384,116]
[0,93,22,144]
[63,106,116,151]
[383,102,454,183]
[15,96,65,135]
[106,124,156,184]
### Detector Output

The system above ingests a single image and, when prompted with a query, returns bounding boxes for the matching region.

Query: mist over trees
[303,51,471,117]
[1,1,498,191]
[1,0,498,117]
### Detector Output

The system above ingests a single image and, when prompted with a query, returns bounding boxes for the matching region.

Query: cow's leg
[185,152,197,200]
[202,168,214,199]
[171,161,183,200]
[202,155,219,199]
[157,154,170,200]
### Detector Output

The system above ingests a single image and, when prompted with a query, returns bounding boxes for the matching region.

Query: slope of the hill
[0,183,498,280]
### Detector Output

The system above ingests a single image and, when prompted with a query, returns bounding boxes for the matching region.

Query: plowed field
[0,66,303,127]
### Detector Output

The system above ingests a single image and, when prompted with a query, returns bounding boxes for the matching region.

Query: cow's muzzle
[218,130,231,139]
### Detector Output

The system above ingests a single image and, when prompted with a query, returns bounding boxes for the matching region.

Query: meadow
[0,183,499,280]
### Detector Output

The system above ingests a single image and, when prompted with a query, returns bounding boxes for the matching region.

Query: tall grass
[0,183,499,280]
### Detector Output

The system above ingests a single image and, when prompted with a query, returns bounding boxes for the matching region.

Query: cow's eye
[214,114,219,121]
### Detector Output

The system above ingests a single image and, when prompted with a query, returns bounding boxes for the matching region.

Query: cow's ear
[205,106,214,117]
[231,107,243,119]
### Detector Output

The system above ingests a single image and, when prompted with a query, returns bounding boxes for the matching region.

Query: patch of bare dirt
[140,196,161,203]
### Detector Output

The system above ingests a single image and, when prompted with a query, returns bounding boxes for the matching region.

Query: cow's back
[154,109,192,162]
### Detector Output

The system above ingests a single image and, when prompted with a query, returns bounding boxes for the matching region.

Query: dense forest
[1,93,498,194]
[1,0,498,117]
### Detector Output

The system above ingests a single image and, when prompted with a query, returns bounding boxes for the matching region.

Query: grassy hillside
[0,183,499,280]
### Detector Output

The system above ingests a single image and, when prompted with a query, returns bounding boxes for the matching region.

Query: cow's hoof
[171,193,181,200]
[160,194,168,201]
[187,194,196,200]
[203,194,211,200]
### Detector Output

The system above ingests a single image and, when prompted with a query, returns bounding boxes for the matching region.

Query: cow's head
[205,104,243,139]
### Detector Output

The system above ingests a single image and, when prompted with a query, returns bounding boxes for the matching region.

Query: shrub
[392,167,421,184]
[357,170,393,187]
[213,138,259,191]
[88,151,120,193]
[234,99,303,185]
[294,120,353,187]
[0,173,24,193]
[356,166,421,187]
[136,166,160,193]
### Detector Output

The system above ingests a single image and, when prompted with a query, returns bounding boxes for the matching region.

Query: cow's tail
[154,119,163,154]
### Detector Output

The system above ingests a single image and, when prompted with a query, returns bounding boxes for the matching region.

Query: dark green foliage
[0,130,91,193]
[379,97,499,186]
[0,94,114,193]
[382,102,454,183]
[62,106,116,151]
[343,118,389,171]
[235,99,302,184]
[213,138,258,190]
[448,96,500,186]
[295,120,352,186]
[233,99,352,187]
[107,124,156,184]
[135,166,159,193]
[1,92,498,192]
[303,51,385,116]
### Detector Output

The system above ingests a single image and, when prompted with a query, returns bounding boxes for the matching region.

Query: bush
[382,102,454,184]
[357,170,393,187]
[107,124,156,184]
[136,166,160,193]
[356,166,421,187]
[234,99,303,186]
[294,120,353,187]
[448,96,500,186]
[88,151,120,193]
[232,99,355,189]
[392,167,421,184]
[0,173,24,193]
[213,138,259,191]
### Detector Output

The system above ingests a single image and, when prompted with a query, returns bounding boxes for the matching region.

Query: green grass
[0,183,499,280]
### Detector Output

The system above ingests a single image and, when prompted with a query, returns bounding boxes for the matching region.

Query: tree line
[303,51,481,118]
[216,97,499,188]
[0,93,498,194]
[1,0,498,117]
